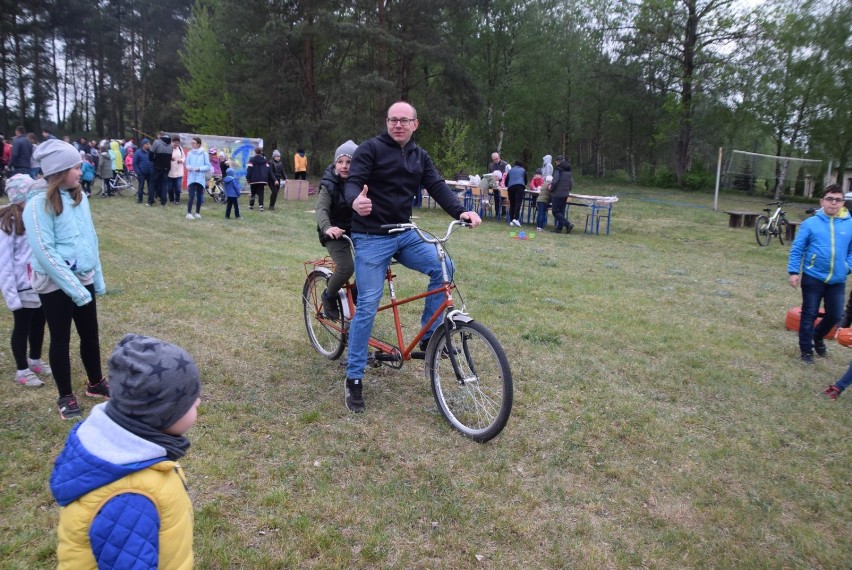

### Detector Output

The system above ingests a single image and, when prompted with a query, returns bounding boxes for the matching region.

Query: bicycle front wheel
[426,321,513,442]
[303,271,346,359]
[755,215,771,247]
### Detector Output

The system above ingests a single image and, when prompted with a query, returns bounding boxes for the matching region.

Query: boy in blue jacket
[223,167,242,219]
[787,184,852,363]
[50,334,202,569]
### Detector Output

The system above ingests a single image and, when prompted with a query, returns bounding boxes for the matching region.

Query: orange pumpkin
[836,328,852,347]
[784,307,838,339]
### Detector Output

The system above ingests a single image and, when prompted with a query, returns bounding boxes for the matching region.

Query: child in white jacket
[0,174,49,387]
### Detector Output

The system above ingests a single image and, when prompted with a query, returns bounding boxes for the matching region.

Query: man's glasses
[823,197,844,203]
[386,117,414,126]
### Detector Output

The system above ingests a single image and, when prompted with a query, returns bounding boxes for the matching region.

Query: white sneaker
[15,369,44,387]
[186,213,194,220]
[28,358,51,375]
[194,213,202,219]
[511,219,521,227]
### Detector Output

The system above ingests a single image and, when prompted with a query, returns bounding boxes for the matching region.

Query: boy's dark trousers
[226,197,240,218]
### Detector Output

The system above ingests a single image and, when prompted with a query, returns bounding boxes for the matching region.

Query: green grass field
[1,183,849,569]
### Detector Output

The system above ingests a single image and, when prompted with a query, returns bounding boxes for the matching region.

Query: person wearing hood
[23,139,109,419]
[0,174,49,388]
[269,149,287,210]
[148,132,172,206]
[184,136,210,219]
[245,147,272,212]
[548,155,575,234]
[132,138,153,204]
[95,143,113,197]
[787,184,852,364]
[109,139,123,173]
[50,334,201,569]
[541,154,553,180]
[294,145,307,180]
[315,140,357,320]
[222,167,242,219]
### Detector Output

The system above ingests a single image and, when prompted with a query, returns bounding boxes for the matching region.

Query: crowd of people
[0,128,310,222]
[476,151,575,233]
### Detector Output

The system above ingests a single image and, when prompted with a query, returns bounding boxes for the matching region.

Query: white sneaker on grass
[186,213,194,220]
[194,213,202,219]
[15,369,44,387]
[28,358,51,375]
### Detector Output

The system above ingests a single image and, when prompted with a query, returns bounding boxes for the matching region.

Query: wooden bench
[724,211,760,228]
[785,220,802,242]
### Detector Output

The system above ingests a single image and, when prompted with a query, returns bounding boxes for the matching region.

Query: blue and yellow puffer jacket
[788,208,852,284]
[50,405,194,569]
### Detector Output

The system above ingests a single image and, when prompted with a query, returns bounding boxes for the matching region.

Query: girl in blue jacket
[23,140,109,420]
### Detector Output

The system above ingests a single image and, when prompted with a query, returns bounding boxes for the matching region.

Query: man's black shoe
[566,223,575,234]
[345,378,364,413]
[814,337,827,357]
[800,352,815,364]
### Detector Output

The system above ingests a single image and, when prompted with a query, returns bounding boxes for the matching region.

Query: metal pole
[713,146,723,211]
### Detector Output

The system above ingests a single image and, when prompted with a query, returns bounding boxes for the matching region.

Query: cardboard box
[286,179,309,200]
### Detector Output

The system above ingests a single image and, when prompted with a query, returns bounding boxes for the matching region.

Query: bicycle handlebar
[381,220,470,244]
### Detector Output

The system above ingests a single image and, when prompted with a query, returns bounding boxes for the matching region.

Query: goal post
[721,149,822,199]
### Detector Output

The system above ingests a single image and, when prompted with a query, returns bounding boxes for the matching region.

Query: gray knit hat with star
[106,334,201,431]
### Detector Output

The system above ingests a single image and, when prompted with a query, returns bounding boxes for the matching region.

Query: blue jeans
[799,273,845,354]
[168,177,182,203]
[536,202,549,229]
[136,172,149,203]
[346,230,453,380]
[835,361,852,392]
[186,183,204,213]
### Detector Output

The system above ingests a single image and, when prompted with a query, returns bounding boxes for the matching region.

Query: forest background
[1,0,849,192]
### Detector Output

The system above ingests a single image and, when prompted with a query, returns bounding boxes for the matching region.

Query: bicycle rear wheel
[777,218,789,245]
[214,182,226,204]
[303,270,346,359]
[426,320,513,442]
[755,215,772,246]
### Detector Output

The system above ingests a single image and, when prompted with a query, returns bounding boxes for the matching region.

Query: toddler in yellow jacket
[50,334,202,569]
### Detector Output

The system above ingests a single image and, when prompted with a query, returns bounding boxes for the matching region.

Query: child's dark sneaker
[823,385,841,400]
[345,378,364,413]
[814,337,827,357]
[86,378,110,399]
[322,289,340,320]
[800,352,815,364]
[57,395,82,420]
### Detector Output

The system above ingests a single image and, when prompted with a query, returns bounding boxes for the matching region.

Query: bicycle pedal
[410,351,426,360]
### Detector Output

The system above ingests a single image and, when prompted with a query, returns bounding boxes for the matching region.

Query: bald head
[386,101,419,147]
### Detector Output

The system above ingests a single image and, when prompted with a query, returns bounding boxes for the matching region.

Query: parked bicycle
[206,176,226,204]
[99,170,134,198]
[755,201,790,246]
[302,220,513,442]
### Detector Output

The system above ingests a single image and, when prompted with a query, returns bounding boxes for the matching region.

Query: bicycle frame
[305,221,465,365]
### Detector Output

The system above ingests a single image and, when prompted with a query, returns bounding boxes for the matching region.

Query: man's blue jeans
[346,230,453,380]
[799,273,845,354]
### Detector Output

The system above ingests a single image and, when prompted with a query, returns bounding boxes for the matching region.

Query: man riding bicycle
[342,101,481,413]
